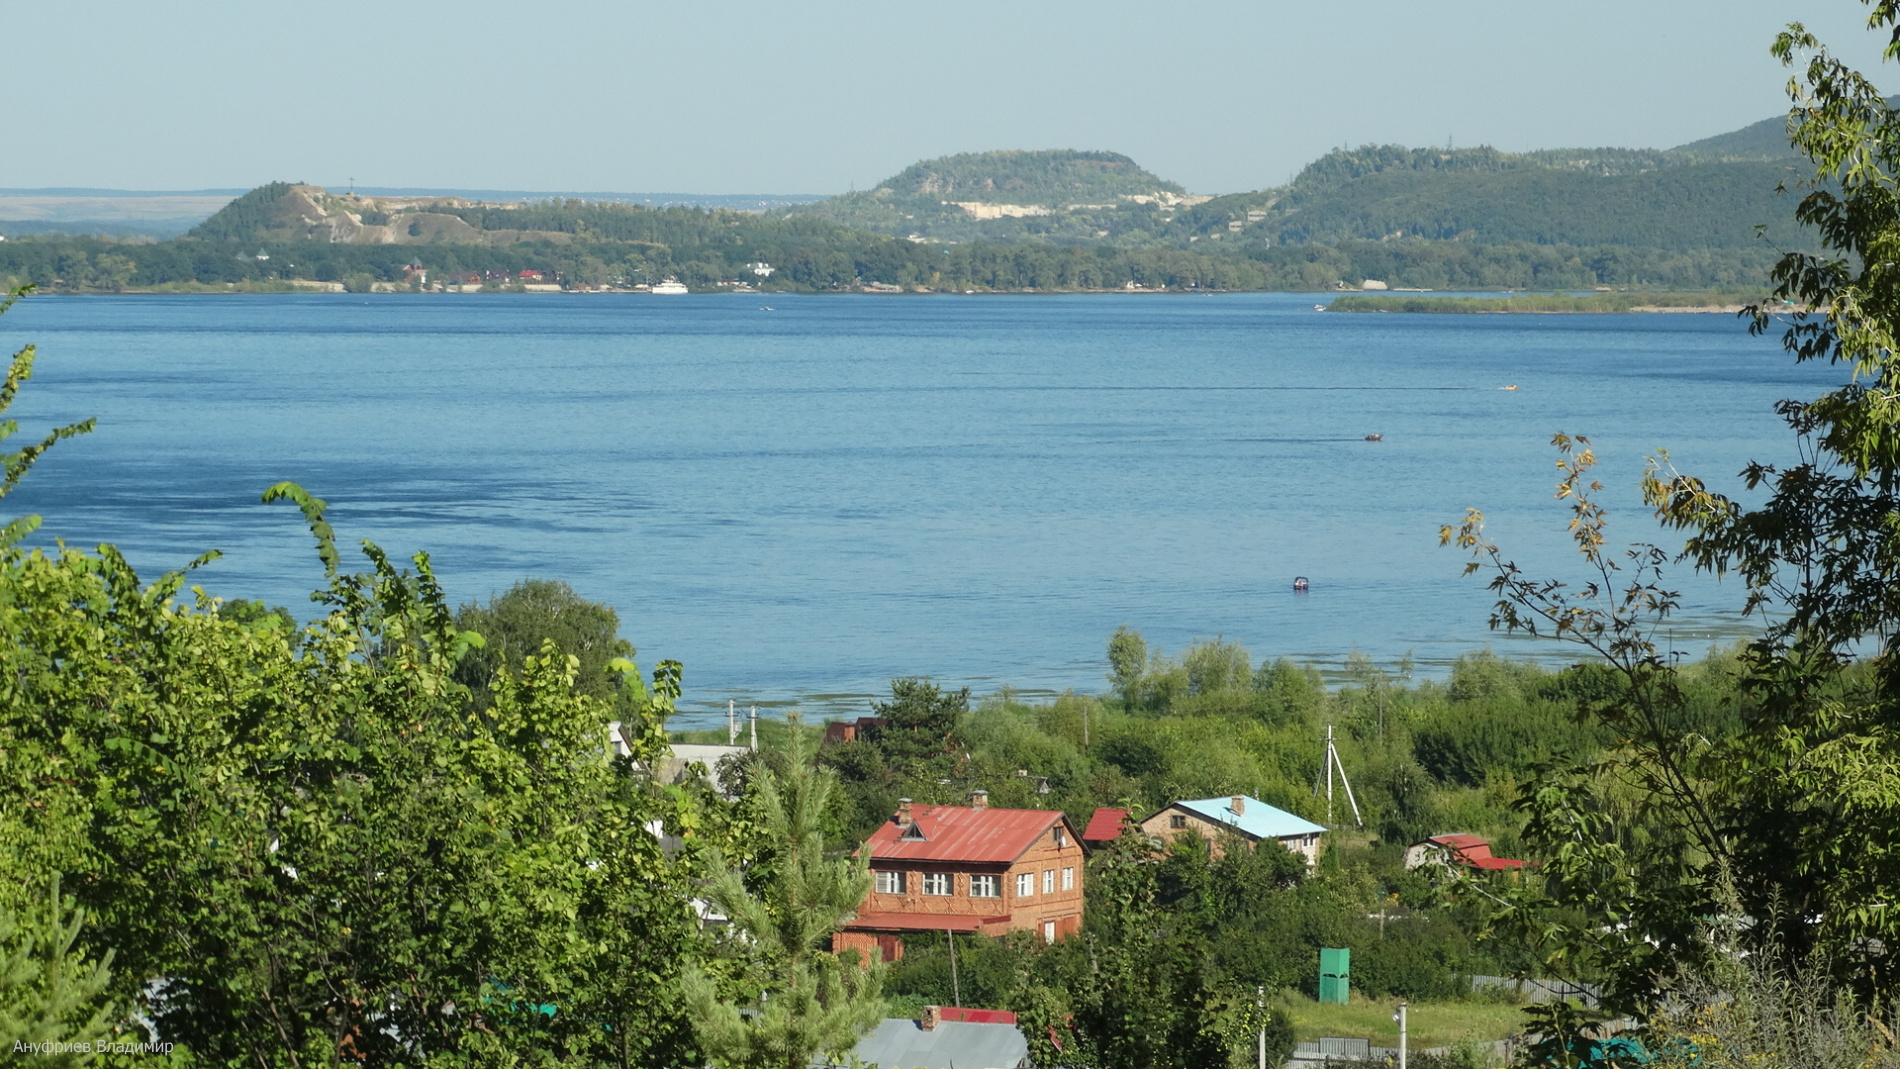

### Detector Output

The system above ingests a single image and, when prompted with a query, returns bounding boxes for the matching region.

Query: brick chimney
[921,1004,942,1031]
[896,798,914,827]
[969,789,989,810]
[1231,795,1245,816]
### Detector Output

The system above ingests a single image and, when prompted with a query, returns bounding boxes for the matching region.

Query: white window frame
[1042,920,1057,944]
[1015,872,1034,898]
[922,872,952,896]
[1061,867,1074,891]
[970,874,999,898]
[875,870,905,894]
[1043,869,1055,894]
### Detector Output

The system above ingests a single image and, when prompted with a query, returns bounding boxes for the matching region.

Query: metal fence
[1470,973,1600,1007]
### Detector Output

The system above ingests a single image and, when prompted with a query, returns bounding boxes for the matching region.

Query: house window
[923,872,952,896]
[1053,828,1067,848]
[1062,867,1074,891]
[1043,869,1055,894]
[1170,814,1188,830]
[1016,872,1034,898]
[875,870,905,894]
[1042,920,1056,944]
[971,874,999,898]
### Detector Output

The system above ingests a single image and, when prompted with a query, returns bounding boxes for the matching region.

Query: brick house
[1138,794,1326,865]
[835,792,1085,963]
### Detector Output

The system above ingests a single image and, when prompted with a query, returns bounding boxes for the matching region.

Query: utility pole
[749,706,758,751]
[728,699,737,745]
[948,930,961,1007]
[1393,1001,1408,1069]
[1313,724,1364,827]
[1257,985,1266,1069]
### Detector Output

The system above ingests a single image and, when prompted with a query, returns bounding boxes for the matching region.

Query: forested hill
[1664,95,1900,161]
[783,149,1206,244]
[1178,145,1810,249]
[785,109,1825,252]
[189,181,851,248]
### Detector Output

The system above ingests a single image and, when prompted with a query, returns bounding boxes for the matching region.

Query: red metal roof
[1428,833,1492,855]
[940,1007,1017,1024]
[1421,834,1524,870]
[864,805,1070,864]
[847,911,987,933]
[1083,807,1130,842]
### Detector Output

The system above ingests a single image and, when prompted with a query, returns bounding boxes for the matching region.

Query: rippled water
[1,292,1839,726]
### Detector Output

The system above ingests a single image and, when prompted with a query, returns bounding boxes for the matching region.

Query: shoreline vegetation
[1327,291,1779,314]
[14,279,1778,302]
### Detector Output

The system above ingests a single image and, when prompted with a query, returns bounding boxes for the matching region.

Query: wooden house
[835,793,1084,962]
[1139,794,1326,865]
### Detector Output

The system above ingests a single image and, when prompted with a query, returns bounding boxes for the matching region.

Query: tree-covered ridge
[870,149,1185,202]
[184,181,295,242]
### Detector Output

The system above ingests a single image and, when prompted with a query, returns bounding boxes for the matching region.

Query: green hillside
[785,149,1202,245]
[1226,149,1808,249]
[1669,112,1804,162]
[875,149,1183,202]
[1,103,1840,295]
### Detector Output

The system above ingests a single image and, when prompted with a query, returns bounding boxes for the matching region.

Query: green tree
[682,720,886,1069]
[0,877,117,1060]
[1106,625,1147,710]
[865,677,968,765]
[1017,832,1254,1069]
[453,577,641,713]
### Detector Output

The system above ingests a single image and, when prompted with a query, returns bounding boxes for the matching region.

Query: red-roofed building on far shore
[1403,833,1526,872]
[835,792,1085,963]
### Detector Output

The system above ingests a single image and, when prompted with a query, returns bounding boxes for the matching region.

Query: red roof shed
[1082,807,1130,845]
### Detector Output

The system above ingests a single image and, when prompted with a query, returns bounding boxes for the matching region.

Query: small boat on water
[1364,433,1383,441]
[651,278,689,295]
[1293,576,1310,592]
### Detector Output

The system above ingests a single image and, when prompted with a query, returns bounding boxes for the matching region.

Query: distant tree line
[0,232,1790,294]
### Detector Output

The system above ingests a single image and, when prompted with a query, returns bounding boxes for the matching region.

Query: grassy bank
[1328,291,1770,314]
[1279,992,1523,1048]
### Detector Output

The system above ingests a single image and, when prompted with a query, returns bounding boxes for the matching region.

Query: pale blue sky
[4,1,1891,194]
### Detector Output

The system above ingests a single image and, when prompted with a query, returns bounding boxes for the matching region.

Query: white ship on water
[650,278,689,295]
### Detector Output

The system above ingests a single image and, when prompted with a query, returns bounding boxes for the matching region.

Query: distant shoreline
[1327,292,1782,315]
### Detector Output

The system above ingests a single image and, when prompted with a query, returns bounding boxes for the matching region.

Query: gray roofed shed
[840,1018,1029,1069]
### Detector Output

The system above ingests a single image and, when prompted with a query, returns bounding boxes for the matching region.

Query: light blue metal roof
[1174,796,1325,840]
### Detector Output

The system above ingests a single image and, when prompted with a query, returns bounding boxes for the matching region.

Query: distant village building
[1403,833,1525,872]
[1082,807,1131,850]
[839,1006,1028,1069]
[1139,795,1326,865]
[836,793,1084,962]
[745,261,774,278]
[822,716,885,747]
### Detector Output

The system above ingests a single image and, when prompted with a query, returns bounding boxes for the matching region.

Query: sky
[4,1,1893,196]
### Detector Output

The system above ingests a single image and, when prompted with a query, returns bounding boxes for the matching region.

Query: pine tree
[0,876,117,1057]
[682,719,886,1069]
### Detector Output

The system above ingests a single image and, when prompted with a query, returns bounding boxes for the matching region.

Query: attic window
[901,822,929,841]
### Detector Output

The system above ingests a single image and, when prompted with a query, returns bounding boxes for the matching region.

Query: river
[1,292,1839,726]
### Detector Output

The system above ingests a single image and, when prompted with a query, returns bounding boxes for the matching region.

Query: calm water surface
[1,293,1840,726]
